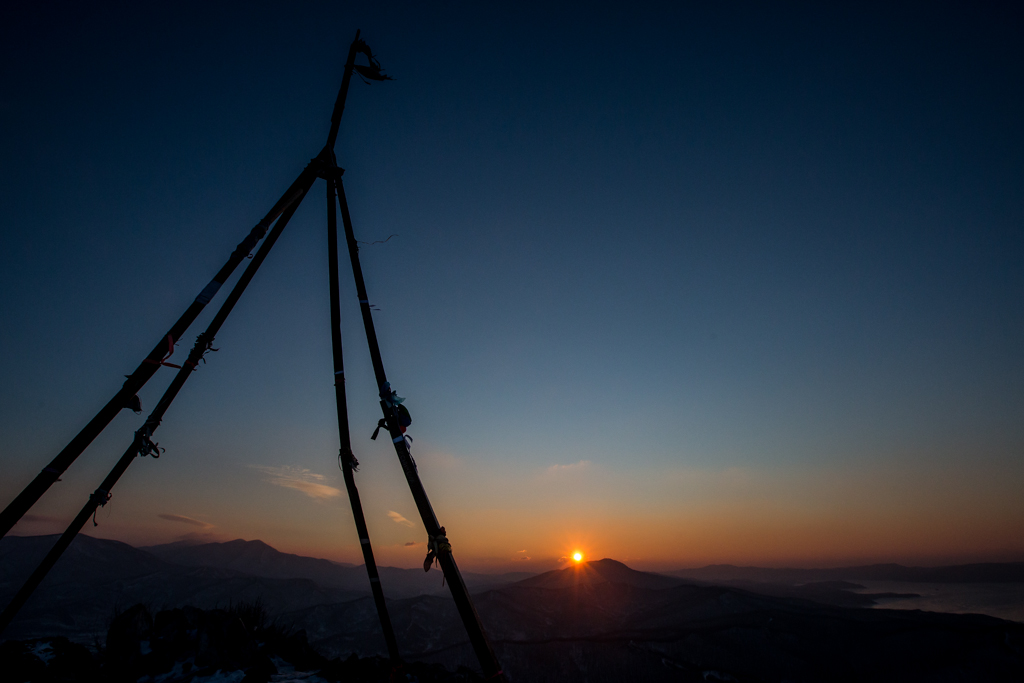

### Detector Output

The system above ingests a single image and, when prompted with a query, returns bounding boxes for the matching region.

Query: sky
[1,2,1022,572]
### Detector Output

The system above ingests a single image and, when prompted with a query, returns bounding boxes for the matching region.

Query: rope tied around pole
[339,448,359,472]
[423,526,451,573]
[227,220,272,266]
[135,424,164,459]
[183,332,219,370]
[316,162,345,181]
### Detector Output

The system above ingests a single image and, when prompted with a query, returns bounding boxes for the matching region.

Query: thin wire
[356,234,398,246]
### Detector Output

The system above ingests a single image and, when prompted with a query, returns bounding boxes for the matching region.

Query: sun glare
[573,552,583,562]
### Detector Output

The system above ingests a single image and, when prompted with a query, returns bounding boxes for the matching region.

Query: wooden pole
[325,30,361,153]
[335,180,505,681]
[0,175,314,636]
[0,169,312,540]
[325,172,401,662]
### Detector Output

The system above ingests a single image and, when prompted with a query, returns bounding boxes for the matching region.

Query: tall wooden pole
[0,177,314,635]
[320,29,402,663]
[326,171,401,662]
[336,180,505,680]
[325,30,360,153]
[0,173,310,540]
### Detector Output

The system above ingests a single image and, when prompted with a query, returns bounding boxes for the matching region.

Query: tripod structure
[0,31,505,681]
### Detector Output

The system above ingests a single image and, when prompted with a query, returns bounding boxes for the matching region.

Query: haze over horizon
[1,3,1022,573]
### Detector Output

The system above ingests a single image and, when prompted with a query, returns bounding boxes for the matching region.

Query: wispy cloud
[250,465,342,500]
[158,514,213,529]
[20,514,63,524]
[546,460,592,474]
[404,541,419,547]
[388,511,416,527]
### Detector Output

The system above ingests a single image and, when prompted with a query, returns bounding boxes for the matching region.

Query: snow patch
[30,640,54,664]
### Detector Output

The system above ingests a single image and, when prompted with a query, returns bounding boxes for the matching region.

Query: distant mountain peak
[221,538,272,548]
[587,558,631,570]
[516,558,682,590]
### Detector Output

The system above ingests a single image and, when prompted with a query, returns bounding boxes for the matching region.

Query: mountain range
[671,561,1024,584]
[3,535,1024,681]
[0,535,537,644]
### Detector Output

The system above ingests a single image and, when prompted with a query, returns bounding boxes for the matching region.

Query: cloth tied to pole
[423,526,451,572]
[379,383,412,432]
[89,488,112,526]
[370,418,388,440]
[125,394,143,414]
[143,334,182,369]
[379,382,404,408]
[353,40,393,82]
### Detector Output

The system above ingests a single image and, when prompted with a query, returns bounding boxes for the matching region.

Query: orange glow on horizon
[56,455,1024,572]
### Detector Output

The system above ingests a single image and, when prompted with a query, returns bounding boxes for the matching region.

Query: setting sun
[573,552,583,562]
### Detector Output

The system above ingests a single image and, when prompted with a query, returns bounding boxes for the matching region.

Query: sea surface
[854,581,1024,622]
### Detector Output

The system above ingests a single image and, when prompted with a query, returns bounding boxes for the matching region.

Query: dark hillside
[517,558,684,590]
[282,561,1024,682]
[142,538,528,598]
[0,535,361,643]
[5,538,1024,681]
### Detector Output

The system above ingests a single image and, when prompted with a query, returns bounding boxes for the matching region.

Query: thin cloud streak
[546,460,592,474]
[250,465,341,500]
[158,514,214,529]
[388,511,416,527]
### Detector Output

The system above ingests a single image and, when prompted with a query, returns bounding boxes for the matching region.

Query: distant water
[854,581,1024,623]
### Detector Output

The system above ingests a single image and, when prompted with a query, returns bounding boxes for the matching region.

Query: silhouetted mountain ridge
[672,561,1024,584]
[5,535,1024,681]
[141,538,357,587]
[518,558,683,590]
[0,535,362,643]
[143,538,534,598]
[283,562,1024,682]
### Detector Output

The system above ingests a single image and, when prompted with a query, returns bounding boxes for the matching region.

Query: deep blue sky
[1,2,1022,569]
